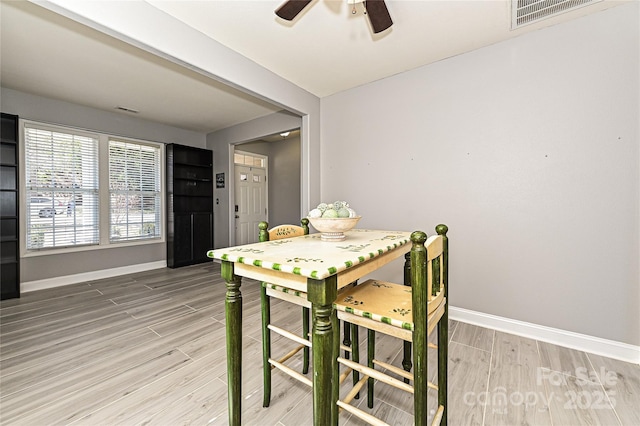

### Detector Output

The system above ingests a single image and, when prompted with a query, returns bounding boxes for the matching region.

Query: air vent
[512,0,602,29]
[115,106,139,114]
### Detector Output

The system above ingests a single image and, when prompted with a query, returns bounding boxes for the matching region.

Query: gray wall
[38,0,322,227]
[1,88,206,147]
[240,134,302,227]
[10,1,636,348]
[1,87,207,283]
[236,140,271,155]
[320,4,639,345]
[268,135,302,226]
[207,111,302,248]
[33,0,320,259]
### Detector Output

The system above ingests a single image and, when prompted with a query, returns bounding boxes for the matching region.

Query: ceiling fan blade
[365,0,393,33]
[275,0,313,21]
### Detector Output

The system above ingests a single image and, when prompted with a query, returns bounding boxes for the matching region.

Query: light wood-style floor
[1,262,638,425]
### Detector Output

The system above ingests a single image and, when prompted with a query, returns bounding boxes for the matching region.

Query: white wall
[321,4,639,346]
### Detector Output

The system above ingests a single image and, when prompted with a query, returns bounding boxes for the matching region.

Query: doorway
[229,129,301,246]
[234,151,268,245]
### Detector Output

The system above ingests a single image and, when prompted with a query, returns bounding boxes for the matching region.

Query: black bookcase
[166,144,214,268]
[1,113,20,300]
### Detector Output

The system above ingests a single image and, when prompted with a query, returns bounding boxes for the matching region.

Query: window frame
[19,120,165,258]
[108,137,163,244]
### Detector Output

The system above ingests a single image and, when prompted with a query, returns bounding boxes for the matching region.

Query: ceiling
[0,0,624,134]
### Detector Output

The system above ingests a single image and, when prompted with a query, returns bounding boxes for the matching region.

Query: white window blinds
[108,139,161,242]
[24,125,99,249]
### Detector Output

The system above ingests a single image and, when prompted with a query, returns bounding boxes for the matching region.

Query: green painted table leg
[352,324,360,399]
[221,261,242,426]
[303,306,310,374]
[367,329,375,408]
[410,232,428,426]
[437,223,449,425]
[331,307,340,426]
[402,251,413,383]
[260,284,272,407]
[438,307,448,425]
[308,276,337,426]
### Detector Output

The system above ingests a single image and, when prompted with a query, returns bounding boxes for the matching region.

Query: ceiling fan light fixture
[275,0,392,33]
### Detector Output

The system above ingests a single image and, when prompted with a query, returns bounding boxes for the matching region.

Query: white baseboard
[21,261,167,293]
[449,306,640,365]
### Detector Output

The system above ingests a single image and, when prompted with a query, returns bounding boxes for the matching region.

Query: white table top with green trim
[208,228,411,426]
[208,229,411,289]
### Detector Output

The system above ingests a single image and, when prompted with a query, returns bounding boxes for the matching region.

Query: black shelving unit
[166,144,213,268]
[1,113,20,300]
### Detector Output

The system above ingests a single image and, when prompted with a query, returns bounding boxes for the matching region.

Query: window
[24,125,99,249]
[22,121,164,253]
[109,139,161,242]
[234,152,265,168]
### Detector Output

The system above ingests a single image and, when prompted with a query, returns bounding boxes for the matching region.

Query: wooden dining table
[208,228,411,426]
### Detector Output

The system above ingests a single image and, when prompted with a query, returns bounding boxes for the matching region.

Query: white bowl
[307,216,361,241]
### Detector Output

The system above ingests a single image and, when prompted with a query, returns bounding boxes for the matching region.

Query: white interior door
[234,164,267,245]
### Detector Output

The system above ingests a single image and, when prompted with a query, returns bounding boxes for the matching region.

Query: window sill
[21,237,165,258]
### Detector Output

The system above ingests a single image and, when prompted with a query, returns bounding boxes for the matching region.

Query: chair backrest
[405,225,448,299]
[258,218,309,242]
[410,224,448,321]
[410,225,448,425]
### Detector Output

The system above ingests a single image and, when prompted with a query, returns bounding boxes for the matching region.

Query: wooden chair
[259,219,311,407]
[334,225,449,426]
[259,219,361,408]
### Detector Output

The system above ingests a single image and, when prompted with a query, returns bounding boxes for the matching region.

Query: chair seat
[335,279,445,332]
[334,227,449,425]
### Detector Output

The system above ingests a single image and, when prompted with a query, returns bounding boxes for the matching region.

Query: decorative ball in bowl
[307,216,361,242]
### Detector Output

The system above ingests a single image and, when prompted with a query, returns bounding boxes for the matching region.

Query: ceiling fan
[275,0,393,34]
